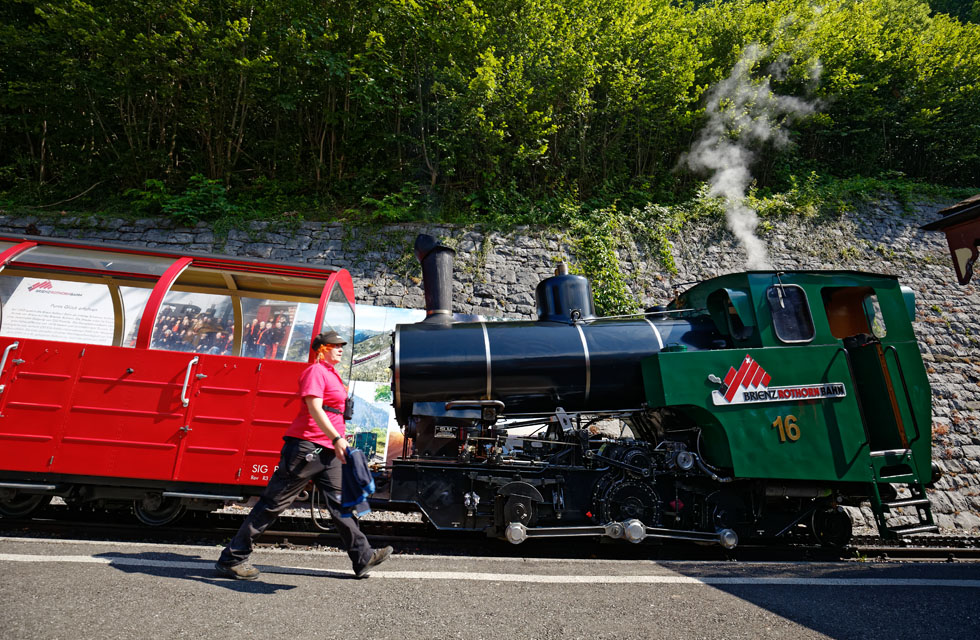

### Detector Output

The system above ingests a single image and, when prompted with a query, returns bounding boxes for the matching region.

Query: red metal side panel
[0,338,79,472]
[55,345,196,479]
[173,356,262,484]
[240,359,307,485]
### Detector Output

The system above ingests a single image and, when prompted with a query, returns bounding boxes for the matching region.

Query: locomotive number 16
[771,415,800,442]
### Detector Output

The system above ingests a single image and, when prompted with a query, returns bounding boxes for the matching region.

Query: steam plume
[683,44,818,269]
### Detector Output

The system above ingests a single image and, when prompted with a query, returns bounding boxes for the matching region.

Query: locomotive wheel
[503,495,535,527]
[706,490,746,532]
[597,480,660,525]
[0,494,52,518]
[811,506,852,548]
[133,494,186,526]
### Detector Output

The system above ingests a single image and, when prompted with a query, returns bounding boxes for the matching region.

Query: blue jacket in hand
[340,448,375,518]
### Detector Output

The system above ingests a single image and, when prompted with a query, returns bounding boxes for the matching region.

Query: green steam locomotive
[387,236,938,548]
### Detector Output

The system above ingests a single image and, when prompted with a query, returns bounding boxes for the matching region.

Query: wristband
[331,436,343,445]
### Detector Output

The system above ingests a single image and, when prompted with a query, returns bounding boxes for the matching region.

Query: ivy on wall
[564,202,689,317]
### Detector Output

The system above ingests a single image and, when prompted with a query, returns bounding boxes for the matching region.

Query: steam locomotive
[387,235,939,548]
[0,233,939,550]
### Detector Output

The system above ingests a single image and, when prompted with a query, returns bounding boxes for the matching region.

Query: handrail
[0,341,20,393]
[180,356,199,408]
[883,345,922,444]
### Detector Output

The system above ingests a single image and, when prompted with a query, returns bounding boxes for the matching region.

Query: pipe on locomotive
[393,234,724,423]
[414,234,456,325]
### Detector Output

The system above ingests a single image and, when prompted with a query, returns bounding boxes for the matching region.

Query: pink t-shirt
[283,361,346,448]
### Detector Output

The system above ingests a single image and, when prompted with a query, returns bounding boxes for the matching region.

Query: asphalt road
[2,536,979,640]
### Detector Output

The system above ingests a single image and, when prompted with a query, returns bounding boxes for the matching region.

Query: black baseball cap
[312,330,347,349]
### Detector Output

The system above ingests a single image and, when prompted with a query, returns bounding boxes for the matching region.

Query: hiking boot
[354,546,392,579]
[215,561,261,580]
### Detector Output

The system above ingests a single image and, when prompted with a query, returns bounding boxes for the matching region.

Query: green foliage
[566,206,640,317]
[0,0,976,218]
[127,174,242,226]
[163,175,242,226]
[927,0,980,22]
[360,184,427,222]
[374,384,392,403]
[124,180,169,216]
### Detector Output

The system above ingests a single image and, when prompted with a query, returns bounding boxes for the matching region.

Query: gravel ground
[216,499,424,523]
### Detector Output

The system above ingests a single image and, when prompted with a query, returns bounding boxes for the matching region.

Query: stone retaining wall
[1,200,978,532]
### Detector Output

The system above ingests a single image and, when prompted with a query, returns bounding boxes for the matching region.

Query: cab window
[822,286,887,340]
[767,285,814,343]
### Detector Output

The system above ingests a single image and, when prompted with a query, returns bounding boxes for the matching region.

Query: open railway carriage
[0,235,355,524]
[390,236,939,547]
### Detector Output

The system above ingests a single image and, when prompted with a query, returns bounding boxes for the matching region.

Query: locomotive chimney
[414,234,455,325]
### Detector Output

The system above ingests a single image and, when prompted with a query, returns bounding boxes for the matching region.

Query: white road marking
[0,552,979,587]
[0,536,833,566]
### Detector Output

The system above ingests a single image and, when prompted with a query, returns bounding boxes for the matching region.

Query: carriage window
[283,303,318,362]
[151,291,235,354]
[321,284,354,383]
[766,285,814,343]
[0,275,115,345]
[120,286,152,347]
[11,245,172,277]
[241,298,317,362]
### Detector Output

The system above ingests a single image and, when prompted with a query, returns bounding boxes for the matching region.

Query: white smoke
[682,44,819,270]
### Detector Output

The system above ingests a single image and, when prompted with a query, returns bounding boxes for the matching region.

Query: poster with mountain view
[347,305,424,467]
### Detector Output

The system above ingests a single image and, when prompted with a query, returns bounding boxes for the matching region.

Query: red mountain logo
[28,280,54,292]
[712,354,846,406]
[722,355,771,403]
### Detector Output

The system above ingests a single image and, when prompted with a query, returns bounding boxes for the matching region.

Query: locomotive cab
[644,271,935,540]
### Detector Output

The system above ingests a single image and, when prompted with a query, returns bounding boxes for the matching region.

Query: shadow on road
[668,561,980,639]
[92,551,356,593]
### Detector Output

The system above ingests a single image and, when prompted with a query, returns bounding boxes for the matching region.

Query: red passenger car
[0,235,355,524]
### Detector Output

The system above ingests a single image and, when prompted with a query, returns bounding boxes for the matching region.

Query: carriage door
[0,336,81,474]
[0,275,114,476]
[141,285,245,484]
[55,258,199,480]
[172,352,258,485]
[823,286,907,451]
[61,345,200,480]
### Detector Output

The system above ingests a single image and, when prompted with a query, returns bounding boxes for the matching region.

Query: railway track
[1,505,978,562]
